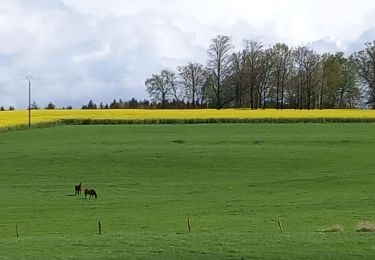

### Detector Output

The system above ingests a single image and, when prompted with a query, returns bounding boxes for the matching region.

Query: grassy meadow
[1,123,375,259]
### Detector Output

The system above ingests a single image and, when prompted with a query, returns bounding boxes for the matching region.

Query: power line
[0,77,126,85]
[33,77,125,82]
[0,78,26,85]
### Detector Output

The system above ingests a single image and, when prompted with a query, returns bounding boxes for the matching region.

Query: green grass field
[1,124,375,259]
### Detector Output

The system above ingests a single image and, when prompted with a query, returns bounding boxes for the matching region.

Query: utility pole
[26,76,32,128]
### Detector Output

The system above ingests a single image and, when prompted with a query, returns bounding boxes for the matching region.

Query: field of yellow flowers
[2,109,375,128]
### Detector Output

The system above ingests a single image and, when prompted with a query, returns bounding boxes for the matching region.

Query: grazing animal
[75,182,82,195]
[85,188,98,199]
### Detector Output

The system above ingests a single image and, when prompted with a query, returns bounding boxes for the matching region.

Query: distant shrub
[356,221,375,232]
[31,101,40,110]
[45,102,56,110]
[82,100,97,109]
[317,225,344,233]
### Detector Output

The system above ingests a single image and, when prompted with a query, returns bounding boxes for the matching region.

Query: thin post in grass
[187,218,191,233]
[277,219,283,233]
[16,224,19,238]
[98,221,102,235]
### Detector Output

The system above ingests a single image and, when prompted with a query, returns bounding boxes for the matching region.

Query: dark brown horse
[75,182,82,195]
[85,188,97,199]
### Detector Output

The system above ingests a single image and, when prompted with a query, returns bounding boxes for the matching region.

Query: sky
[1,0,375,108]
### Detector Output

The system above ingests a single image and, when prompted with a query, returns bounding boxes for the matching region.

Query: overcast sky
[1,0,375,108]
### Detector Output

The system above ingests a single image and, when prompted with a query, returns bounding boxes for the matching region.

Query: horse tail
[94,190,97,199]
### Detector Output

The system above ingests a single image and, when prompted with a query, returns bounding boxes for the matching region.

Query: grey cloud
[308,38,341,54]
[346,29,375,54]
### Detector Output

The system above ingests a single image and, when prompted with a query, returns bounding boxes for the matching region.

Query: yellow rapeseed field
[1,109,375,128]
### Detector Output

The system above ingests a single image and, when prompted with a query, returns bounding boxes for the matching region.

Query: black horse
[75,182,82,195]
[85,188,97,199]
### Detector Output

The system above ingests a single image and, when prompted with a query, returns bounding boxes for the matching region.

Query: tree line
[0,98,195,111]
[146,35,375,109]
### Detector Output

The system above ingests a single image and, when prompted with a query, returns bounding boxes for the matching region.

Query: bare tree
[293,47,321,109]
[145,69,175,108]
[243,40,264,109]
[164,69,180,103]
[178,62,207,108]
[271,43,292,109]
[207,35,233,109]
[231,51,247,107]
[351,41,375,108]
[258,48,275,109]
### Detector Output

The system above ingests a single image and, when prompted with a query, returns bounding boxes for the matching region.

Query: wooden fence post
[16,224,19,238]
[187,218,191,233]
[277,219,283,233]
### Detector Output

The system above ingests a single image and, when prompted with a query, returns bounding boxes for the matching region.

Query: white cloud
[0,0,375,107]
[73,41,112,62]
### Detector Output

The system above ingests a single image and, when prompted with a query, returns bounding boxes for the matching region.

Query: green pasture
[1,124,375,259]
